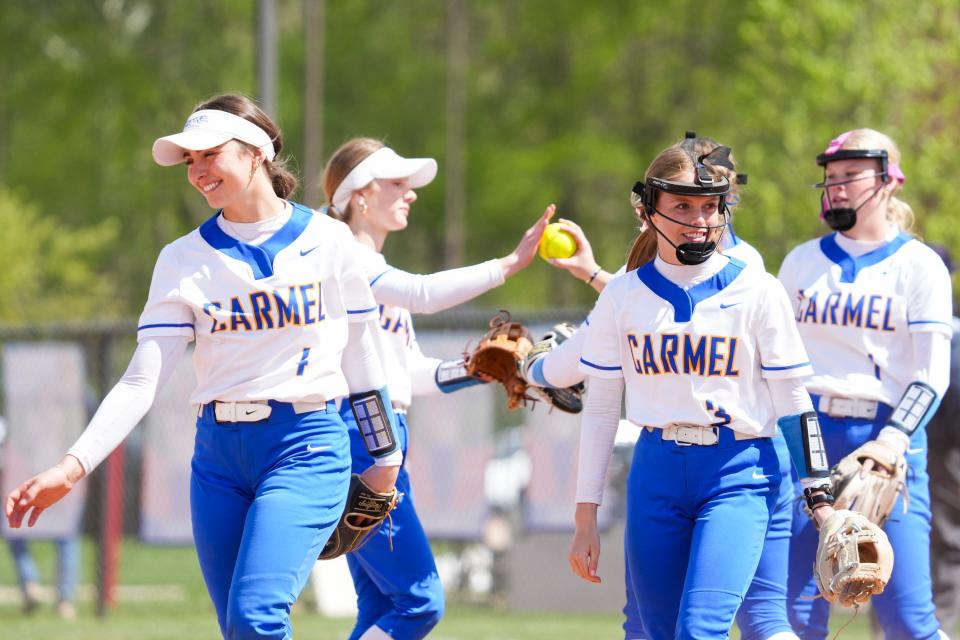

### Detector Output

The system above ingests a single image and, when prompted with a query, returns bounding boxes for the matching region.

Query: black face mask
[814,147,890,232]
[633,145,732,265]
[645,206,729,265]
[816,171,886,232]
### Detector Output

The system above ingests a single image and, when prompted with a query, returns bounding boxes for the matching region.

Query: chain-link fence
[0,309,637,615]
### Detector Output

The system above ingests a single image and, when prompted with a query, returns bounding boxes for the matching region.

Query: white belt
[817,395,878,419]
[650,424,761,446]
[206,400,330,423]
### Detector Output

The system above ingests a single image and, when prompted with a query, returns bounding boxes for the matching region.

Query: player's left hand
[810,503,836,530]
[569,503,602,584]
[547,218,602,282]
[499,204,555,278]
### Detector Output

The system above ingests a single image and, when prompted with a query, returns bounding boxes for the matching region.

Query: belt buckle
[214,402,237,423]
[674,424,718,446]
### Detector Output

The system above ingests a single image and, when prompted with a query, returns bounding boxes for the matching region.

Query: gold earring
[360,201,368,215]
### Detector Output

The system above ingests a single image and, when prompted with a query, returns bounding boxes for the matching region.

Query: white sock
[358,626,393,640]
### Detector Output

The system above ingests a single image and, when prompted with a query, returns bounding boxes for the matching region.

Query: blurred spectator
[0,415,79,620]
[928,244,960,631]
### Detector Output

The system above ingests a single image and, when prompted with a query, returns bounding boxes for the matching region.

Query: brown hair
[625,145,698,271]
[195,94,299,199]
[322,138,386,223]
[835,128,913,233]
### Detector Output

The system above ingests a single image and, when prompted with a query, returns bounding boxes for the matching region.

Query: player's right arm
[371,205,554,314]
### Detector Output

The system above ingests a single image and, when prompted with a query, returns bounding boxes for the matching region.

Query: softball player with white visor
[322,137,553,640]
[780,128,952,640]
[6,94,402,640]
[570,142,836,640]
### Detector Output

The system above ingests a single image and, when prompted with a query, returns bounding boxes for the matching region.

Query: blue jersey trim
[138,322,194,331]
[198,202,313,280]
[819,232,911,283]
[579,357,621,372]
[635,257,746,323]
[908,319,953,328]
[726,225,742,246]
[347,306,378,315]
[530,358,550,386]
[760,361,811,371]
[369,268,395,287]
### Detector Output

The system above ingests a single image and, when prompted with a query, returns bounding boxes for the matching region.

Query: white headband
[331,147,438,214]
[152,109,277,166]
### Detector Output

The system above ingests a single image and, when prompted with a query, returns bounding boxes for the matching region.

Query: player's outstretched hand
[5,456,85,528]
[499,204,556,278]
[547,219,602,282]
[569,503,602,584]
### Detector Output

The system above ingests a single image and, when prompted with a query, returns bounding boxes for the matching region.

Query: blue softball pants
[626,427,781,640]
[191,400,350,640]
[787,399,942,640]
[341,407,444,640]
[623,433,796,640]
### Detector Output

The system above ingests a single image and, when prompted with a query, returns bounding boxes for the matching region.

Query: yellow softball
[538,223,578,261]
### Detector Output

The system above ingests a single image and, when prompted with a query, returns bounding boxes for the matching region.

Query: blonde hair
[836,128,913,232]
[625,145,709,271]
[321,138,385,223]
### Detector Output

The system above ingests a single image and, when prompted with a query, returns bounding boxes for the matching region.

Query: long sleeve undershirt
[371,260,505,314]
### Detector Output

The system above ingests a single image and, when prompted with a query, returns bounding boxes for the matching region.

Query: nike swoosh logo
[752,472,771,480]
[720,302,742,309]
[907,448,924,455]
[300,245,320,256]
[307,444,330,452]
[244,409,258,415]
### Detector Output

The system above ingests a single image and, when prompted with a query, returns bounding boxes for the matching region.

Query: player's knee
[396,581,444,637]
[226,577,294,639]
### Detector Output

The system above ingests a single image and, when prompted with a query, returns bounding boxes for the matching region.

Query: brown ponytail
[321,138,386,223]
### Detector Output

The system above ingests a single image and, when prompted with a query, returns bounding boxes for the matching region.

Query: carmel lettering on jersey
[378,305,413,347]
[795,290,896,331]
[203,281,326,333]
[626,333,740,377]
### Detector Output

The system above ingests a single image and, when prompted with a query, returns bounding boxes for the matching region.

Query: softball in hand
[538,223,578,261]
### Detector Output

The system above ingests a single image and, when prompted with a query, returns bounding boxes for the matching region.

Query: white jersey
[779,232,953,404]
[351,243,424,408]
[137,203,377,405]
[580,253,812,437]
[721,228,766,271]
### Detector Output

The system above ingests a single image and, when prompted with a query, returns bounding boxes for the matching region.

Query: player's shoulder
[723,239,766,272]
[782,235,827,263]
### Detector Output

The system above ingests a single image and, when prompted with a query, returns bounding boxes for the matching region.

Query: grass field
[0,538,881,639]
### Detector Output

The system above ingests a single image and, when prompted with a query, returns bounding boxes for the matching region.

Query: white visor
[331,147,437,214]
[152,109,277,166]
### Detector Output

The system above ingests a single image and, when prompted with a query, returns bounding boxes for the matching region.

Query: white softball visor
[332,147,437,213]
[152,109,277,166]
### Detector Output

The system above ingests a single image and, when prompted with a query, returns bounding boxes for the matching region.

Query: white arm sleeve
[407,339,445,397]
[67,336,189,474]
[767,377,815,417]
[371,260,505,314]
[575,376,624,505]
[539,324,588,388]
[341,320,402,467]
[911,331,951,397]
[341,320,388,394]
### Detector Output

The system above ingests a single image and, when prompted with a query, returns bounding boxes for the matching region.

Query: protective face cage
[814,148,890,232]
[630,144,732,265]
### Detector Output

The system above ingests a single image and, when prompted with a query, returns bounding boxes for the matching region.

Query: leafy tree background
[1,0,958,323]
